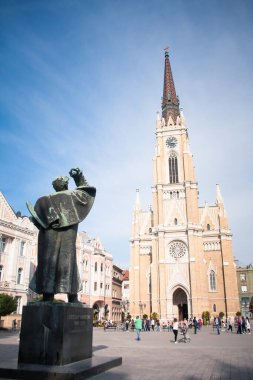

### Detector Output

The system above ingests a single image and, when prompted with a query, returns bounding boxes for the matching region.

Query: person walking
[241,316,247,334]
[227,317,233,333]
[135,316,142,341]
[151,318,155,332]
[173,318,179,344]
[237,317,242,334]
[246,317,251,334]
[193,317,198,334]
[215,316,221,335]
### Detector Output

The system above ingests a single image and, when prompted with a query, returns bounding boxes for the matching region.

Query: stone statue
[27,168,96,302]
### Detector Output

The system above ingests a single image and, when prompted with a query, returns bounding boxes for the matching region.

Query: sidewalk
[0,326,253,379]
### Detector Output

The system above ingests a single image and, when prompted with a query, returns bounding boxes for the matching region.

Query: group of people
[130,315,252,342]
[132,316,190,343]
[213,316,251,335]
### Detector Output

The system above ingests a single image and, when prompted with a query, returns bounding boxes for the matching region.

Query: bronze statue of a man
[27,168,96,303]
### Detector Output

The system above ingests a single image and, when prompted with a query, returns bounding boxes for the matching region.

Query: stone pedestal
[18,302,93,366]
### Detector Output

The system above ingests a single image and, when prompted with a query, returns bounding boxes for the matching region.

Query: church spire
[162,48,180,124]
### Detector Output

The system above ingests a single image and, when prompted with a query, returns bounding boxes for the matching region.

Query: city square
[1,1,253,379]
[0,326,253,379]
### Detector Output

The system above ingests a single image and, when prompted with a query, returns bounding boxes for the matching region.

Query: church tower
[129,49,239,321]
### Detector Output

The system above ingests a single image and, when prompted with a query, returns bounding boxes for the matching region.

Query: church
[129,49,239,321]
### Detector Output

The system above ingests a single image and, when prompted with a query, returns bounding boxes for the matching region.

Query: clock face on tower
[166,136,177,148]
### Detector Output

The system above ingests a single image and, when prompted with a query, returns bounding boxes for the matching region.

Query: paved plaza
[0,326,253,379]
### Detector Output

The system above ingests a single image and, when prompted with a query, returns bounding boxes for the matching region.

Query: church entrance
[173,288,188,321]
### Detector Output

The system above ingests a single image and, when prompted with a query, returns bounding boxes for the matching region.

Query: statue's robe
[28,186,96,295]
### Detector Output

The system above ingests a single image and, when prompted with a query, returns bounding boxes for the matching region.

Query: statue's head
[52,176,69,192]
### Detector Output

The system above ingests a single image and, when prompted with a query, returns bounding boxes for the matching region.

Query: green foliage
[202,311,210,325]
[150,312,158,320]
[219,311,224,319]
[0,294,17,318]
[236,311,242,317]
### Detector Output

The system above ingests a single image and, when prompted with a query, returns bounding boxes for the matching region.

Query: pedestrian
[246,317,251,334]
[156,319,161,332]
[135,316,142,341]
[151,318,155,332]
[125,319,129,332]
[173,318,179,344]
[12,319,17,331]
[193,317,198,334]
[215,316,220,335]
[237,317,242,334]
[227,317,233,333]
[241,316,247,334]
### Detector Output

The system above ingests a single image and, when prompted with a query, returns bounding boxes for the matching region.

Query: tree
[150,312,158,320]
[0,294,17,326]
[219,311,224,320]
[236,311,242,317]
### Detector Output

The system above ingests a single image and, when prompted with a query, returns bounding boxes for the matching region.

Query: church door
[173,288,188,320]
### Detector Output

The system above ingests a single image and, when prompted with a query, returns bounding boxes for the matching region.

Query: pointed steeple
[162,48,180,125]
[134,189,141,212]
[216,184,224,205]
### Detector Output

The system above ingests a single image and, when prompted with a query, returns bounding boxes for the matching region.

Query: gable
[0,192,18,222]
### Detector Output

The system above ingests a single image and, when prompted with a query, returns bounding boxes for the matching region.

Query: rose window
[169,241,187,258]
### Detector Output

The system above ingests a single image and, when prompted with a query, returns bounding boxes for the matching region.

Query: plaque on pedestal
[18,302,93,366]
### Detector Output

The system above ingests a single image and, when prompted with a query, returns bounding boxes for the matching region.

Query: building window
[240,274,246,281]
[0,237,6,252]
[241,297,249,307]
[213,304,216,312]
[174,218,178,225]
[209,270,216,291]
[241,285,248,293]
[94,262,97,272]
[94,282,97,291]
[100,282,103,289]
[19,241,25,256]
[169,154,179,184]
[15,296,22,314]
[207,224,210,231]
[0,265,3,281]
[84,281,88,293]
[17,268,23,285]
[101,263,103,272]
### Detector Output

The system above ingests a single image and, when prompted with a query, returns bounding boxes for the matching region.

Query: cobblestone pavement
[0,326,253,379]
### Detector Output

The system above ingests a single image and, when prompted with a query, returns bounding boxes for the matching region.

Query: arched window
[207,224,210,231]
[19,241,25,256]
[169,153,179,184]
[17,268,23,284]
[101,263,103,272]
[213,304,216,312]
[210,270,216,291]
[94,262,97,272]
[174,218,178,225]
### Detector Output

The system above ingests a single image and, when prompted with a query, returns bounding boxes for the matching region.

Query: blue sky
[1,0,253,267]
